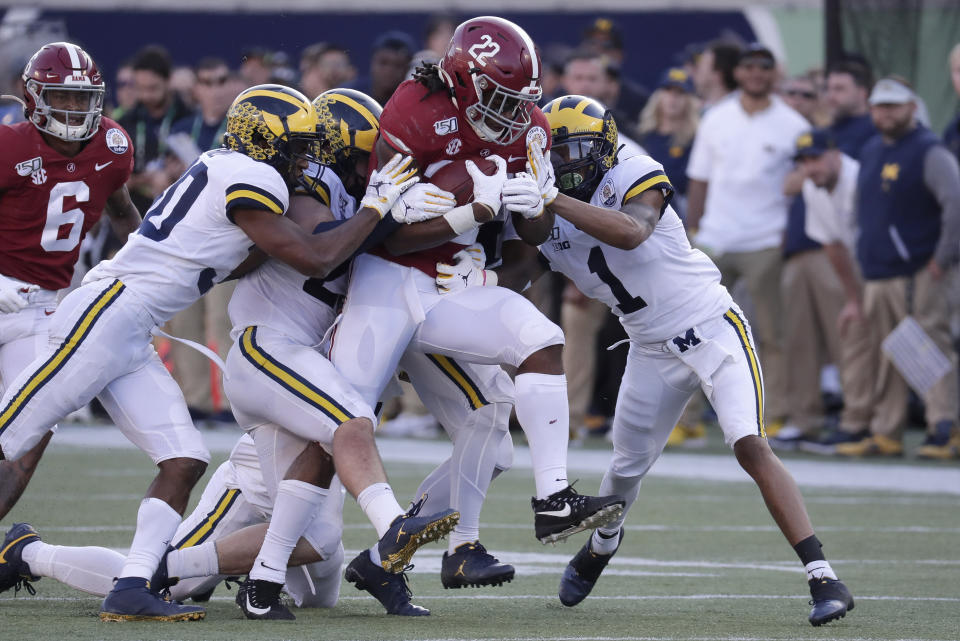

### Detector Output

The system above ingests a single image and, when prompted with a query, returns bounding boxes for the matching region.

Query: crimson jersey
[372,79,551,276]
[0,117,134,290]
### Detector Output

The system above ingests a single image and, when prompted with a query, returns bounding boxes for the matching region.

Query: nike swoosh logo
[245,593,270,616]
[44,310,54,316]
[95,161,113,171]
[507,155,526,163]
[537,504,572,518]
[259,560,283,572]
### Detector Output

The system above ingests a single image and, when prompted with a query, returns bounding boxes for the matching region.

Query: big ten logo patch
[548,226,570,251]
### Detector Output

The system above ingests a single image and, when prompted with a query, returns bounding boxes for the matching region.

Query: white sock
[356,482,403,538]
[21,540,124,596]
[249,480,328,585]
[805,560,838,581]
[368,546,382,567]
[590,528,622,555]
[166,542,219,581]
[515,373,570,498]
[120,497,182,580]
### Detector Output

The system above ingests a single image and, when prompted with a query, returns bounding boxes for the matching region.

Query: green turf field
[2,432,958,641]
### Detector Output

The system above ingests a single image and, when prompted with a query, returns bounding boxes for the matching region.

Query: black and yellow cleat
[377,496,459,573]
[441,541,514,589]
[0,522,41,595]
[808,577,854,626]
[100,577,205,621]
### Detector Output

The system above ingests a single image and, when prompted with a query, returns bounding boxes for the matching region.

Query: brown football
[426,158,498,207]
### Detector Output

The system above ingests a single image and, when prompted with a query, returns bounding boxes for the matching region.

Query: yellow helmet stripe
[330,93,379,130]
[242,89,310,111]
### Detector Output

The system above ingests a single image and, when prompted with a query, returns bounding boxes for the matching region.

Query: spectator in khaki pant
[787,129,876,454]
[836,78,960,459]
[686,44,810,431]
[770,78,849,450]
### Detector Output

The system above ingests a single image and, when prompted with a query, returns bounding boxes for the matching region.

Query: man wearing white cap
[835,76,960,459]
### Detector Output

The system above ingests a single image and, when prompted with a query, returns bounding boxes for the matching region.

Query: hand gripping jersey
[0,118,133,290]
[228,163,355,346]
[372,79,551,276]
[85,148,289,324]
[538,155,732,344]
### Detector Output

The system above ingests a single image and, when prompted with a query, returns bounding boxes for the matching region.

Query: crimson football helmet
[437,16,542,145]
[22,42,104,141]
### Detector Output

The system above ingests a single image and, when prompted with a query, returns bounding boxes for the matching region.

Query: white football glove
[436,248,497,294]
[466,155,507,214]
[461,243,486,269]
[391,182,457,223]
[0,274,34,314]
[360,153,419,218]
[501,171,544,219]
[526,143,558,207]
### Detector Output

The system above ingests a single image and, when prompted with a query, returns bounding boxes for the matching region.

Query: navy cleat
[99,577,205,621]
[377,495,459,573]
[533,483,625,544]
[808,577,854,626]
[344,549,429,616]
[0,522,41,595]
[559,529,624,606]
[441,541,514,589]
[236,577,295,620]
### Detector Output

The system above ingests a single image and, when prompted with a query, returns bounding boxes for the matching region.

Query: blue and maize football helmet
[310,88,383,202]
[542,95,618,202]
[224,84,318,186]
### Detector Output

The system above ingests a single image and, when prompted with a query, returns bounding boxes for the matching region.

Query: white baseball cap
[869,78,915,105]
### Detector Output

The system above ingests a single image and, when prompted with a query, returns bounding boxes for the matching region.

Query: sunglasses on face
[785,89,817,99]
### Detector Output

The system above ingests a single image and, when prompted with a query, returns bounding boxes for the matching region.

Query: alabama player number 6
[41,180,89,252]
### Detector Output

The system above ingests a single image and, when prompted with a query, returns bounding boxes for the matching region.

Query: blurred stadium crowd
[4,14,959,462]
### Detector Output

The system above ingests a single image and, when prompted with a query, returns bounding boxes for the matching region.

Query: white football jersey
[228,166,356,347]
[539,155,732,343]
[86,149,289,324]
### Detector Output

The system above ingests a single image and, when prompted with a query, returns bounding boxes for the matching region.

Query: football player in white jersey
[459,95,854,627]
[0,434,346,609]
[222,88,463,619]
[0,84,421,622]
[225,88,515,615]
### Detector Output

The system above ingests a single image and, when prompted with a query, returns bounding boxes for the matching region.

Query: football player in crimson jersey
[0,42,140,519]
[329,16,625,549]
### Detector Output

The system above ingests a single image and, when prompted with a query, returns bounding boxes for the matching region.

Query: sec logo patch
[105,128,129,155]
